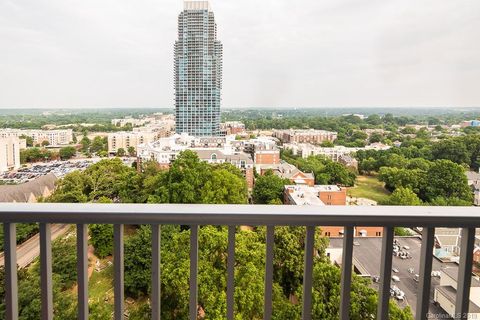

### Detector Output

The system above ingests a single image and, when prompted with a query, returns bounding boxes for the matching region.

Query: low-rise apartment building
[220,121,246,135]
[0,137,22,172]
[273,129,337,144]
[137,134,255,188]
[239,136,280,172]
[265,161,315,186]
[0,129,73,146]
[108,122,174,154]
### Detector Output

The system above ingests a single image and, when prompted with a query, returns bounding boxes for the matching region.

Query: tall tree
[384,187,422,205]
[253,170,290,204]
[424,160,472,202]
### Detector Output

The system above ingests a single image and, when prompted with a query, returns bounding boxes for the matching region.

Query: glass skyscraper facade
[174,1,223,137]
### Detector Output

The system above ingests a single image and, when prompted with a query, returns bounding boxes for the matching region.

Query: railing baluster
[189,225,199,320]
[40,223,53,320]
[77,224,89,320]
[227,225,236,320]
[264,226,274,320]
[151,224,161,320]
[339,226,354,320]
[302,226,315,320]
[416,227,435,320]
[377,226,394,320]
[114,224,124,320]
[455,227,475,319]
[4,223,18,320]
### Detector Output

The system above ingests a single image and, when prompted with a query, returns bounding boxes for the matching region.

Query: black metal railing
[1,203,479,320]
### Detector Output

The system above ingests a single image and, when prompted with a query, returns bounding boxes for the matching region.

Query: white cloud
[0,0,479,108]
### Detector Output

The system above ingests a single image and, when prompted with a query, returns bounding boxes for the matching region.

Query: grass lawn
[347,175,391,204]
[89,262,114,313]
[87,258,147,316]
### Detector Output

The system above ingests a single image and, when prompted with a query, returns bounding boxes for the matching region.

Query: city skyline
[0,0,479,109]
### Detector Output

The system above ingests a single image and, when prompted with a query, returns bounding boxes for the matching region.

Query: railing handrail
[0,203,479,227]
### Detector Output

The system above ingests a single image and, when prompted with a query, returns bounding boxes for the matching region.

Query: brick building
[284,185,383,237]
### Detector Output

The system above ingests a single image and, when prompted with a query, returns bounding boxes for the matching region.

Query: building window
[325,232,331,237]
[376,232,382,237]
[211,153,217,161]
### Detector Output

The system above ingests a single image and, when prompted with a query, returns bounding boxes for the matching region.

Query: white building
[283,142,391,160]
[0,137,22,172]
[273,129,338,144]
[434,267,480,318]
[0,129,73,146]
[112,114,176,130]
[137,133,255,188]
[466,171,480,206]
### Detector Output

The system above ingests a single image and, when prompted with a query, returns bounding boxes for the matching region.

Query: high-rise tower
[174,1,223,137]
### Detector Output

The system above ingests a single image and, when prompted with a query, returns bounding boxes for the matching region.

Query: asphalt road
[0,224,71,268]
[330,236,449,317]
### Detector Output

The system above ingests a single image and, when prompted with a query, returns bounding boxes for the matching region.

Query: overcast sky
[0,0,479,109]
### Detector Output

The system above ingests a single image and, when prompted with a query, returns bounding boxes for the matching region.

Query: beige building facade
[0,129,73,146]
[0,137,22,172]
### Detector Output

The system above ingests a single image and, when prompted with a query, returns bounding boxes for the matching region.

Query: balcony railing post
[264,226,274,320]
[377,226,394,320]
[40,223,53,320]
[302,226,315,320]
[339,226,354,320]
[455,227,475,319]
[151,224,161,320]
[227,225,236,320]
[77,224,89,320]
[189,225,199,320]
[114,224,124,320]
[416,227,435,320]
[4,223,18,320]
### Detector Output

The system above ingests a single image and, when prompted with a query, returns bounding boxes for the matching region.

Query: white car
[392,268,399,273]
[403,245,410,250]
[392,275,400,282]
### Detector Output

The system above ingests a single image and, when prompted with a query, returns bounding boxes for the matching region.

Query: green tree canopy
[252,170,290,204]
[58,146,76,160]
[384,187,422,206]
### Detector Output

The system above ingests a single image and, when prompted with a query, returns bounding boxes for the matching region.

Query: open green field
[347,175,391,204]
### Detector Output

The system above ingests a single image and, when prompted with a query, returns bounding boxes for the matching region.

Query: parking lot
[0,159,96,183]
[329,236,450,317]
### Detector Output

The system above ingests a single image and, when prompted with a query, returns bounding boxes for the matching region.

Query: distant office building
[108,131,165,154]
[0,137,21,173]
[460,120,480,128]
[174,1,223,137]
[273,129,337,144]
[0,129,72,146]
